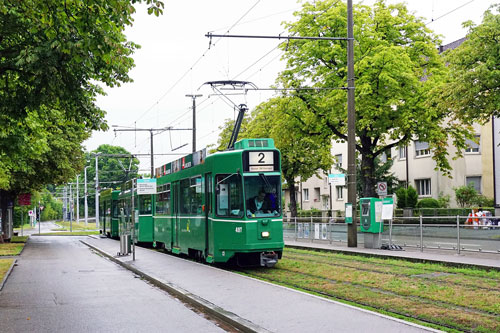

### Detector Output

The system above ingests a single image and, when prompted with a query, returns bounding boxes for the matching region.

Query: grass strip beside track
[0,259,15,283]
[237,247,500,332]
[37,231,100,236]
[56,221,97,231]
[10,236,29,243]
[0,243,25,256]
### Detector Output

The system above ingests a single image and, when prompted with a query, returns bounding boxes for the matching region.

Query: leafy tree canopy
[0,0,163,239]
[277,0,472,197]
[436,4,500,123]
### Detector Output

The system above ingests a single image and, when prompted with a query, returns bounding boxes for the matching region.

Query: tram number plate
[249,152,274,172]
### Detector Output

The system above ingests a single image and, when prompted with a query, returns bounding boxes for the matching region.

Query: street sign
[137,178,157,195]
[377,182,387,196]
[18,193,31,206]
[328,174,346,186]
[345,203,353,224]
[28,210,34,217]
[382,197,394,220]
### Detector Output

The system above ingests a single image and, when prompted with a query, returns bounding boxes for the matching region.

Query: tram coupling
[260,251,278,267]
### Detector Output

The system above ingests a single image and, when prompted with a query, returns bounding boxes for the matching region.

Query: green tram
[99,189,120,238]
[153,138,284,267]
[117,179,154,243]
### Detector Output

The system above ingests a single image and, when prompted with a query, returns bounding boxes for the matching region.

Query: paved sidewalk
[83,237,438,333]
[0,237,223,332]
[285,239,500,270]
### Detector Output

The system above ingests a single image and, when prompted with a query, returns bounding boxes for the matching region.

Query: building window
[335,154,342,169]
[415,141,430,157]
[465,135,480,153]
[314,187,321,202]
[336,186,343,200]
[415,179,431,196]
[399,146,406,159]
[303,188,309,201]
[466,176,481,193]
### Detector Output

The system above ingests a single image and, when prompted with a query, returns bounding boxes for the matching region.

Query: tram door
[173,181,180,249]
[205,173,212,257]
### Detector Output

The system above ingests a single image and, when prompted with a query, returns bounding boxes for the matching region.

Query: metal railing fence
[283,215,500,254]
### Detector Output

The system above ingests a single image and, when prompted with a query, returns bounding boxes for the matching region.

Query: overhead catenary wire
[426,0,477,25]
[132,0,263,125]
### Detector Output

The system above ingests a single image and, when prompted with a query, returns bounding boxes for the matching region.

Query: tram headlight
[261,231,270,238]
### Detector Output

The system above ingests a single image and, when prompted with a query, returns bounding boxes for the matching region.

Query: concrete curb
[285,243,500,271]
[81,240,270,333]
[0,258,17,291]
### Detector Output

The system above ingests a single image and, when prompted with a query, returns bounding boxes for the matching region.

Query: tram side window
[216,174,243,217]
[139,196,152,215]
[180,176,203,215]
[156,184,171,215]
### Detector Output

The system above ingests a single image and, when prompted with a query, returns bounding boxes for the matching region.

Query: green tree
[79,145,139,216]
[436,5,500,123]
[0,0,163,240]
[277,0,471,198]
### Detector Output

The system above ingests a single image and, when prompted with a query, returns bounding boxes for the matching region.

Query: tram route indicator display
[248,151,274,172]
[137,179,157,195]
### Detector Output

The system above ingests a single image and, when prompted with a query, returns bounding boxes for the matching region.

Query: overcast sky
[86,0,497,174]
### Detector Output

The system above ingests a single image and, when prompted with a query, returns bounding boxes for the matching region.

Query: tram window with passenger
[216,174,243,217]
[244,174,281,218]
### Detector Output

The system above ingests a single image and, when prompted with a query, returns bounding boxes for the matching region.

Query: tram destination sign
[137,179,157,195]
[248,151,274,172]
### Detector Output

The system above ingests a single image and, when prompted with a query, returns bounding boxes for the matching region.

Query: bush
[473,195,494,207]
[395,187,407,209]
[454,185,477,207]
[417,198,440,208]
[406,186,418,208]
[437,192,451,208]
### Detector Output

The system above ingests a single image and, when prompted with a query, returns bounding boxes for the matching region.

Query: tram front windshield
[244,174,281,218]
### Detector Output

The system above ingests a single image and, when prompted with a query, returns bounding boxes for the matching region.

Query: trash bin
[120,234,131,255]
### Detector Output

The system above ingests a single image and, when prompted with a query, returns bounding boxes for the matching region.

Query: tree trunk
[287,178,298,217]
[361,154,377,197]
[0,190,15,243]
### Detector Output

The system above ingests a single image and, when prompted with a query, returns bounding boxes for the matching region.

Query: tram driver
[247,189,274,216]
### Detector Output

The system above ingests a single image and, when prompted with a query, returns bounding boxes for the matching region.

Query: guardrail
[283,215,500,254]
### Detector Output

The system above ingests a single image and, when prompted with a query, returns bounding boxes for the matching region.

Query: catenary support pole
[95,154,99,230]
[346,0,357,247]
[186,94,202,153]
[84,166,89,227]
[76,175,79,223]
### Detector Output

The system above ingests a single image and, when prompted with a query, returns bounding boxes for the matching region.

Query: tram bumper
[260,251,278,267]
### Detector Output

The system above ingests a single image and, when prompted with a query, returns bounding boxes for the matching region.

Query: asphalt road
[0,236,225,332]
[15,221,60,236]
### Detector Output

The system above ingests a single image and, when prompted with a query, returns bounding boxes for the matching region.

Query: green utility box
[360,197,384,233]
